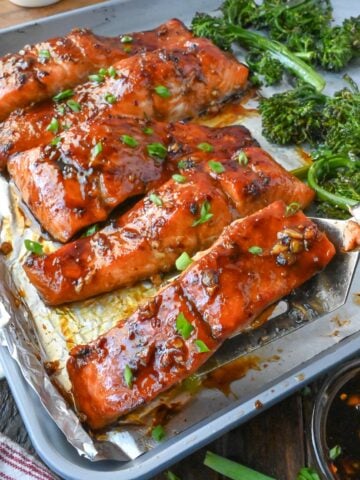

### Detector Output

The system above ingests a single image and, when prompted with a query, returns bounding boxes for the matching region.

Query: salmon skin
[67,200,336,430]
[0,37,249,171]
[0,19,193,122]
[8,120,256,242]
[23,148,315,305]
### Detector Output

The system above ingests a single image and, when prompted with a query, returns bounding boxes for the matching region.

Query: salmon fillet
[0,19,193,122]
[67,200,335,430]
[0,37,249,171]
[9,120,256,242]
[23,149,315,305]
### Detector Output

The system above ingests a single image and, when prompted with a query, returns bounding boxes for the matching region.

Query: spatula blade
[200,218,359,375]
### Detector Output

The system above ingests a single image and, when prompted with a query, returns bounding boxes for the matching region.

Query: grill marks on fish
[8,120,256,242]
[0,19,193,122]
[23,147,315,305]
[66,201,335,430]
[0,36,249,170]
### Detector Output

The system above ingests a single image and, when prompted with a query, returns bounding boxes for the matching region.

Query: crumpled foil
[0,92,359,462]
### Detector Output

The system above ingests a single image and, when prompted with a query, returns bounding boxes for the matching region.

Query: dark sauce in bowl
[312,359,360,480]
[326,373,360,479]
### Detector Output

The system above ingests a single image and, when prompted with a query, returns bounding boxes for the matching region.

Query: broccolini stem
[290,164,311,179]
[226,25,326,91]
[307,156,360,209]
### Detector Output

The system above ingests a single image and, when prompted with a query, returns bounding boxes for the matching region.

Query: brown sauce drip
[295,146,313,165]
[44,360,60,376]
[202,355,261,396]
[194,94,259,128]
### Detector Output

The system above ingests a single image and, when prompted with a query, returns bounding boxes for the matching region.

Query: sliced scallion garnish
[154,85,171,98]
[24,239,43,255]
[172,174,187,183]
[176,312,194,340]
[248,246,263,255]
[175,252,193,271]
[53,89,73,102]
[124,365,133,388]
[67,99,81,112]
[192,200,213,227]
[104,93,117,104]
[195,339,210,353]
[238,151,249,165]
[149,193,163,206]
[147,142,167,160]
[208,160,225,173]
[120,134,138,148]
[198,142,214,152]
[151,425,166,442]
[46,117,59,134]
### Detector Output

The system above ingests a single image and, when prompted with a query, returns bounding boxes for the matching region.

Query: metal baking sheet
[0,0,360,479]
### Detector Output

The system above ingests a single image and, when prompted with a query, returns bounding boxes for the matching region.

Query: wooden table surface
[0,1,328,478]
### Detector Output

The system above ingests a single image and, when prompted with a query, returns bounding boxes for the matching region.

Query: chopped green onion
[91,142,103,159]
[204,451,275,480]
[67,99,81,112]
[172,174,187,183]
[57,105,66,115]
[83,224,100,237]
[50,136,61,146]
[143,126,154,135]
[248,246,263,255]
[154,85,171,98]
[39,49,50,60]
[104,93,117,104]
[198,142,214,152]
[175,252,193,271]
[88,74,105,83]
[149,193,163,206]
[53,89,73,102]
[285,202,301,217]
[208,160,225,173]
[120,134,138,148]
[46,117,59,134]
[124,365,133,388]
[107,66,117,78]
[151,425,165,442]
[192,200,213,227]
[121,35,133,43]
[98,68,107,75]
[147,142,167,160]
[178,159,194,170]
[24,239,43,255]
[195,339,210,353]
[296,467,321,480]
[176,312,194,339]
[238,151,249,165]
[329,445,342,460]
[165,471,181,480]
[123,46,132,53]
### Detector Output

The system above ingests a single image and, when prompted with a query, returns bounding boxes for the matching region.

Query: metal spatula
[200,213,360,374]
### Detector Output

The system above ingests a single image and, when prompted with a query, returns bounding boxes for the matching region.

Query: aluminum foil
[1,75,360,462]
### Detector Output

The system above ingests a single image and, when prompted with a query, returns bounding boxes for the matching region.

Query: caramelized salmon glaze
[0,35,248,170]
[24,147,315,305]
[67,201,335,430]
[0,19,193,121]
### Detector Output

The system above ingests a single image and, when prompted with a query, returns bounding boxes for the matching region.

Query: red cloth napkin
[0,433,58,479]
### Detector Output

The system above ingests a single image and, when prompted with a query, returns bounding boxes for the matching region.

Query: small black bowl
[311,358,360,480]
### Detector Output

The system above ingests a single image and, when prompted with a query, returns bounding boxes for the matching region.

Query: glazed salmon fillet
[67,200,335,430]
[0,19,193,121]
[23,149,315,305]
[9,120,256,242]
[0,37,249,170]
